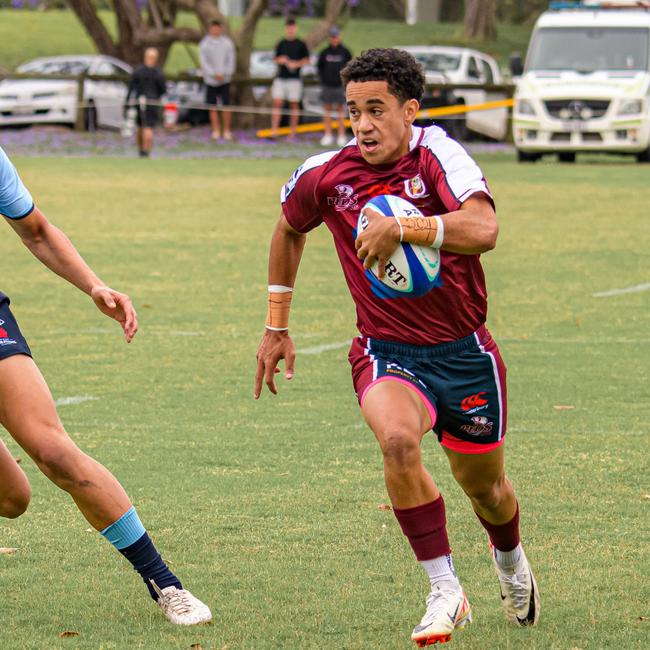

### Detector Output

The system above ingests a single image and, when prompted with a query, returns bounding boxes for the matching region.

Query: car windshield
[411,52,461,72]
[18,59,90,75]
[527,27,649,73]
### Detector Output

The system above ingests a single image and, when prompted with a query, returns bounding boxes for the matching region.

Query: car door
[471,56,508,140]
[87,60,128,128]
[461,55,488,137]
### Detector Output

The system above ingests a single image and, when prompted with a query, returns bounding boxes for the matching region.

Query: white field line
[54,395,98,407]
[298,340,351,355]
[593,282,650,298]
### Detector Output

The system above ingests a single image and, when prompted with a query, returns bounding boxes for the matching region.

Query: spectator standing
[317,26,352,147]
[271,18,310,140]
[125,48,167,158]
[199,20,236,141]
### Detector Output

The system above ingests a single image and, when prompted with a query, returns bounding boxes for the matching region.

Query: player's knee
[379,430,421,471]
[464,476,507,510]
[0,487,31,519]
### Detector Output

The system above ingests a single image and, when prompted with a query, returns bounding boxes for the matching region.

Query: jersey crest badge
[404,174,429,199]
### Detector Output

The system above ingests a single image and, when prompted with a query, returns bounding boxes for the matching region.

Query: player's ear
[404,98,419,126]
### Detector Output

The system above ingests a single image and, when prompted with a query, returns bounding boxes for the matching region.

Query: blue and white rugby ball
[357,194,441,299]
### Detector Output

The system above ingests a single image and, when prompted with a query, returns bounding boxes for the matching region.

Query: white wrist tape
[432,215,444,249]
[268,285,293,293]
[393,215,404,242]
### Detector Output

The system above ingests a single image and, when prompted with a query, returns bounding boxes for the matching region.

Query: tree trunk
[305,0,349,51]
[67,0,119,58]
[464,0,497,41]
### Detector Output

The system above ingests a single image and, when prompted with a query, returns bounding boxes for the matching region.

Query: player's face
[346,81,419,165]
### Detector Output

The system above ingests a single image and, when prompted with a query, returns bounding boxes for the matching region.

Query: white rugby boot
[411,580,472,646]
[491,543,540,626]
[150,581,212,625]
[320,133,334,146]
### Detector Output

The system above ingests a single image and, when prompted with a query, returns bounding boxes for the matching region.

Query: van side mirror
[509,53,524,77]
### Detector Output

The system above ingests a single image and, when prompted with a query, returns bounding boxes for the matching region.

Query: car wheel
[636,147,650,163]
[84,102,98,132]
[517,149,540,163]
[558,152,576,163]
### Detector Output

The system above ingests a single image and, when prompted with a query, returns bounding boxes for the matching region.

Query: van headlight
[617,99,643,116]
[516,99,536,116]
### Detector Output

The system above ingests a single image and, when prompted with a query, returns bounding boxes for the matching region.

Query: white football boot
[491,544,540,626]
[320,133,334,146]
[411,580,472,646]
[150,581,212,625]
[336,134,348,147]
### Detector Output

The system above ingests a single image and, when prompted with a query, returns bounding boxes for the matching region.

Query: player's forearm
[268,218,306,288]
[21,219,104,295]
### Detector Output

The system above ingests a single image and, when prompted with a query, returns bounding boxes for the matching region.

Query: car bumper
[0,97,76,126]
[513,116,650,153]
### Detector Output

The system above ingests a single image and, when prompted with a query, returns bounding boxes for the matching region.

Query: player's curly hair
[340,48,425,104]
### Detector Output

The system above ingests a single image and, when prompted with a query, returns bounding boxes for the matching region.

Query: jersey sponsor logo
[0,319,16,346]
[327,183,358,212]
[460,415,493,436]
[404,174,430,199]
[283,164,304,198]
[461,391,488,414]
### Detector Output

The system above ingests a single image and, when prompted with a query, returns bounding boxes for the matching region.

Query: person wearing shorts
[125,48,167,158]
[317,26,352,147]
[254,49,539,646]
[0,146,211,625]
[270,18,310,140]
[199,19,236,141]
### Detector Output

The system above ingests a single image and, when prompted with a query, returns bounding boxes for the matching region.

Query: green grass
[0,9,533,74]
[0,153,648,648]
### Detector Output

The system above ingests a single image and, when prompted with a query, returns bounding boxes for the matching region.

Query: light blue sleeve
[0,146,34,219]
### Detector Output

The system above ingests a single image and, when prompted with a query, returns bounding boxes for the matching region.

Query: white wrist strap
[432,215,444,249]
[265,325,289,331]
[393,215,404,242]
[268,285,293,293]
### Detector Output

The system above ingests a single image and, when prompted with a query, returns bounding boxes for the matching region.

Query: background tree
[464,0,497,40]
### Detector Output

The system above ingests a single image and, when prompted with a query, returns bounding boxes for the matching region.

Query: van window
[527,27,649,73]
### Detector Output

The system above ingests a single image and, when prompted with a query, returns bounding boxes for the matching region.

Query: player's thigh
[362,380,432,450]
[0,354,68,458]
[443,443,506,495]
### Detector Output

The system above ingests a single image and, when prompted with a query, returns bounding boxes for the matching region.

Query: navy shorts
[205,83,231,107]
[349,325,507,454]
[0,292,32,361]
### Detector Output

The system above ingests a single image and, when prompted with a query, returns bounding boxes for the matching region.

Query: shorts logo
[461,391,488,414]
[404,174,429,199]
[385,361,428,392]
[327,184,359,212]
[460,416,493,436]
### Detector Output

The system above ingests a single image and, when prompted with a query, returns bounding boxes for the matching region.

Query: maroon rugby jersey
[281,125,494,345]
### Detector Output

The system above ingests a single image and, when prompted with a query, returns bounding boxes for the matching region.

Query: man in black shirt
[271,18,310,140]
[125,48,167,158]
[317,26,352,147]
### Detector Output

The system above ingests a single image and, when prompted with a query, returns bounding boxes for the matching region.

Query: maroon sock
[475,502,520,552]
[393,495,451,561]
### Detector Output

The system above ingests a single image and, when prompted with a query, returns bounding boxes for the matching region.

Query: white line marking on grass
[593,282,650,298]
[298,340,351,355]
[55,396,98,407]
[168,331,204,337]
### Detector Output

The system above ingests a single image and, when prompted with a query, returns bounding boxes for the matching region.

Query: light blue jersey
[0,146,34,219]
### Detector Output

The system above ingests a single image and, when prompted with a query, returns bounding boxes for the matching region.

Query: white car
[0,55,132,130]
[398,45,509,141]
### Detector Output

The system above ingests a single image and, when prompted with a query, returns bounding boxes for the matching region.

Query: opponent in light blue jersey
[0,146,34,219]
[0,147,211,625]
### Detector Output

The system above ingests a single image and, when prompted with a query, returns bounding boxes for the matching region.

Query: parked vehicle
[513,0,650,163]
[398,45,509,141]
[0,55,132,130]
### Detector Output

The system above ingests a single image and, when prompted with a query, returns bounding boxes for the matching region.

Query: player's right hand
[254,330,296,399]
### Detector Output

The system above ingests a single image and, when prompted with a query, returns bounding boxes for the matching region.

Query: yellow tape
[256,98,514,139]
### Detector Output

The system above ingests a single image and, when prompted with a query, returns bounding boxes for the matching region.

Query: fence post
[74,72,86,131]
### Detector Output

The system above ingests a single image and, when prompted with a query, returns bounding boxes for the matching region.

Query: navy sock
[119,532,182,600]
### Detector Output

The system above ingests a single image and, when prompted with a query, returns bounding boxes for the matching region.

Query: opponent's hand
[354,207,400,279]
[254,329,295,399]
[90,285,138,343]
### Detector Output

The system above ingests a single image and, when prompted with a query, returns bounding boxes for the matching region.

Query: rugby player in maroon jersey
[254,49,539,645]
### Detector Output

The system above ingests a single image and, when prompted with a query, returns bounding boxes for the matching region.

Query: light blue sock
[100,506,146,550]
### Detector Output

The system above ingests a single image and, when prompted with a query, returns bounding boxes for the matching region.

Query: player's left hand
[90,285,138,343]
[355,207,400,279]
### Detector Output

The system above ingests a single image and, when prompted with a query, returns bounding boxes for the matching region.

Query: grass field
[0,152,648,649]
[0,9,532,74]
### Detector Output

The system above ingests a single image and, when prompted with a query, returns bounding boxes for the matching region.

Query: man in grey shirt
[199,20,236,141]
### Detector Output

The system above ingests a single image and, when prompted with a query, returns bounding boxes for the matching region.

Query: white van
[512,0,650,162]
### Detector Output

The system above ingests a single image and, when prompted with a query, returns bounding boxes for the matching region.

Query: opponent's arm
[254,214,306,399]
[5,207,138,342]
[355,194,498,277]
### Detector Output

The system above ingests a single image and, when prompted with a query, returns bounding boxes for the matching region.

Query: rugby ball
[357,195,441,299]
